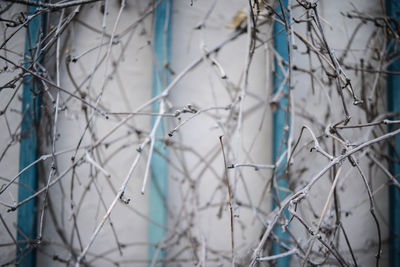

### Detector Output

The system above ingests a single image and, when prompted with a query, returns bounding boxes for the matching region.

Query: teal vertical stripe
[149,0,172,266]
[17,2,43,267]
[387,1,400,266]
[272,1,290,266]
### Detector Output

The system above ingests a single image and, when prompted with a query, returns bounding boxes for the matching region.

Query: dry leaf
[227,1,266,29]
[227,7,247,29]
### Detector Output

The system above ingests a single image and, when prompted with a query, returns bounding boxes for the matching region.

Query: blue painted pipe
[17,2,43,267]
[272,0,290,266]
[387,1,400,266]
[149,0,172,266]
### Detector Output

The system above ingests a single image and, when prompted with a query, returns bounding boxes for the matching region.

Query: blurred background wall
[0,0,395,266]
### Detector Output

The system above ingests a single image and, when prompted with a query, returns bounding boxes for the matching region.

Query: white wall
[166,1,271,265]
[290,0,388,266]
[37,2,154,266]
[0,4,25,264]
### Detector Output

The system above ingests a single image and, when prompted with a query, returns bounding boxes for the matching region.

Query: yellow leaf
[227,1,266,29]
[227,7,247,29]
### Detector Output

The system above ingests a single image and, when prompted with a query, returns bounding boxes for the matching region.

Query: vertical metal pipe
[149,0,172,265]
[17,2,43,267]
[387,1,400,266]
[272,0,290,266]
